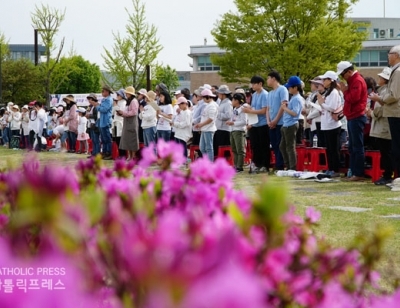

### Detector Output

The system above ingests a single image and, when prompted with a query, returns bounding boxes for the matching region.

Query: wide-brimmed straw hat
[125,86,136,96]
[144,90,156,102]
[63,95,76,104]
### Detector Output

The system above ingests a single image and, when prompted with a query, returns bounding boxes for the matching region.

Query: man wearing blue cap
[280,76,304,170]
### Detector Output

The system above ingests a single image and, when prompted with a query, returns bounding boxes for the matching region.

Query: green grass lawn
[1,147,399,290]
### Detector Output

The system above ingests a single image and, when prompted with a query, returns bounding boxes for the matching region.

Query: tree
[31,4,66,104]
[2,58,43,103]
[51,55,101,94]
[0,32,10,104]
[151,65,180,92]
[211,0,367,83]
[102,0,162,89]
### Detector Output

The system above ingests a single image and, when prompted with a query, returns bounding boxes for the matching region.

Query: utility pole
[146,64,151,91]
[34,29,39,66]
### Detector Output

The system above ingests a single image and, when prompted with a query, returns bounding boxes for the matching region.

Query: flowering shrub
[0,139,398,307]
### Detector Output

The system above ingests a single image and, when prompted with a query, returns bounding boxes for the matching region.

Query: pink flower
[0,239,102,308]
[305,207,321,223]
[181,260,266,308]
[318,282,356,308]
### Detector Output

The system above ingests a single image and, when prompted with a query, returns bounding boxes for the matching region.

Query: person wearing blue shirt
[94,85,113,160]
[266,70,289,171]
[243,76,270,174]
[280,76,303,170]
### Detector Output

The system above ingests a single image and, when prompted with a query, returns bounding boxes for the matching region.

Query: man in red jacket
[337,61,368,181]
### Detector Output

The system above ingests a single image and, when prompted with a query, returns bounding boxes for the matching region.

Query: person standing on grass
[194,89,218,161]
[337,61,368,181]
[93,85,113,160]
[226,93,247,173]
[280,76,303,171]
[117,86,139,161]
[191,88,205,158]
[367,67,393,185]
[171,96,192,160]
[317,71,343,177]
[242,76,270,174]
[156,91,173,142]
[266,70,289,171]
[34,101,47,152]
[112,89,127,158]
[63,95,78,153]
[86,94,100,158]
[369,45,400,182]
[21,105,30,149]
[214,85,233,157]
[76,107,89,154]
[139,91,157,147]
[137,88,148,144]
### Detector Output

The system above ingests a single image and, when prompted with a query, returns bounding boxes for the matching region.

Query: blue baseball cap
[285,76,302,88]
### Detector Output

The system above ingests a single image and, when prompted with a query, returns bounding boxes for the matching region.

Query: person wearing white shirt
[317,71,343,177]
[226,93,247,172]
[214,85,233,157]
[112,89,127,157]
[34,101,47,152]
[8,105,22,137]
[139,91,158,146]
[194,89,218,161]
[21,105,30,149]
[156,91,173,141]
[171,97,192,159]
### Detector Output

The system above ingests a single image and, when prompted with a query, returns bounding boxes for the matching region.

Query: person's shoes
[236,168,244,173]
[76,151,82,154]
[348,176,365,182]
[317,173,331,180]
[257,167,267,173]
[330,172,341,178]
[103,153,113,160]
[374,177,392,186]
[251,167,260,174]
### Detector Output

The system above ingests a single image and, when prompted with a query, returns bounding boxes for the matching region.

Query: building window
[197,55,220,71]
[373,28,379,39]
[353,50,389,67]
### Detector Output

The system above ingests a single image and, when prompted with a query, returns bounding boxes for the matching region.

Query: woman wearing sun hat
[139,90,157,147]
[117,86,139,161]
[317,71,343,177]
[367,67,393,185]
[20,105,30,149]
[112,89,127,158]
[63,95,78,153]
[9,105,22,138]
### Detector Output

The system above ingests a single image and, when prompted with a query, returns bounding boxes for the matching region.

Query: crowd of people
[1,44,400,184]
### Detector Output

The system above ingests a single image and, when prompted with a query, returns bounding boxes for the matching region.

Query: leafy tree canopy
[2,58,43,104]
[151,65,180,93]
[52,55,101,94]
[211,0,367,83]
[102,0,162,90]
